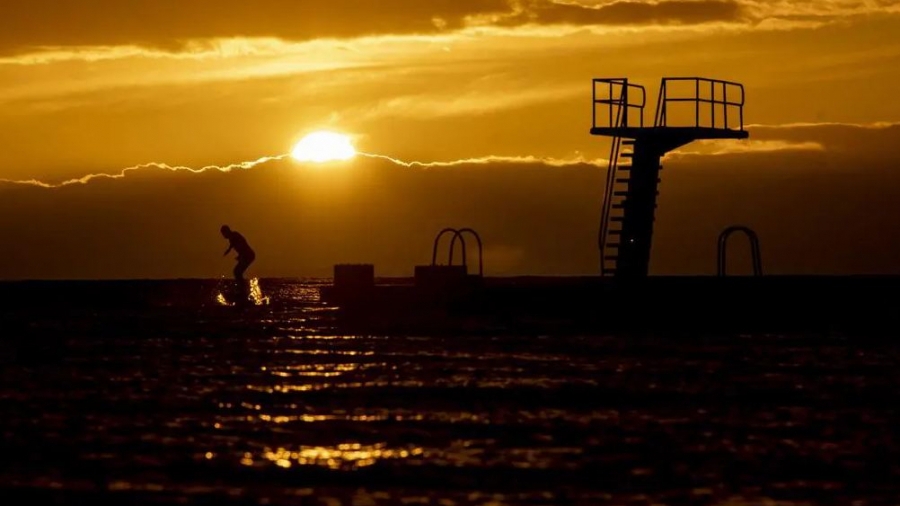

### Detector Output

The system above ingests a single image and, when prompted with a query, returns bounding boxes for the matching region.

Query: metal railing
[654,77,745,131]
[431,227,484,277]
[717,226,763,276]
[592,78,646,130]
[449,229,483,277]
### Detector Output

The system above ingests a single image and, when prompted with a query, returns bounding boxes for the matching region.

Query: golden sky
[1,0,900,279]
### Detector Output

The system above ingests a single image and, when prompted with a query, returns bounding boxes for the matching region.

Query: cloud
[669,139,825,157]
[354,84,585,120]
[0,0,509,55]
[503,0,747,27]
[738,0,900,21]
[1,0,896,62]
[741,121,900,158]
[665,121,900,159]
[4,121,900,279]
[0,155,288,189]
[0,152,603,190]
[746,121,900,130]
[359,152,605,167]
[2,120,894,190]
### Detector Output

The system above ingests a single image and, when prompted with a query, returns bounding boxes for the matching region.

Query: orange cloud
[6,121,896,190]
[668,139,825,157]
[0,0,894,64]
[359,152,604,168]
[0,155,288,189]
[0,0,510,54]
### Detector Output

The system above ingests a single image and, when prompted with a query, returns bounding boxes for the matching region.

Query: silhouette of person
[221,225,256,294]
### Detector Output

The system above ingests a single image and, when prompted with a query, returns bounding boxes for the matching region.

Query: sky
[1,0,900,280]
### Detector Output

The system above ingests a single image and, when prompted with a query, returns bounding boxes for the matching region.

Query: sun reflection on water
[246,380,427,393]
[257,413,390,424]
[240,443,425,470]
[265,363,371,378]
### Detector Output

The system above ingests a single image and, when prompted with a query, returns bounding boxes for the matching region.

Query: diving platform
[592,77,749,278]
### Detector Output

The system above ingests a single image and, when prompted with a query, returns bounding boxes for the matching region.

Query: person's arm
[223,244,233,256]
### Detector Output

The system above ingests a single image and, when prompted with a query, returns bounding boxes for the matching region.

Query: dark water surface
[1,279,899,505]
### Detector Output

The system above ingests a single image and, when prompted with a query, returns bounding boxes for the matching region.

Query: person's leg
[233,257,252,303]
[234,255,254,281]
[234,260,247,282]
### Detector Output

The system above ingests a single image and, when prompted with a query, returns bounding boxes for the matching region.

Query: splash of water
[216,292,233,307]
[249,278,270,306]
[215,277,269,307]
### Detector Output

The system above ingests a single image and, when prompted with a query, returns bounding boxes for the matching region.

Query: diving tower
[591,77,748,278]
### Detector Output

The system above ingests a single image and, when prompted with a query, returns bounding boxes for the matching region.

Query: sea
[1,278,898,505]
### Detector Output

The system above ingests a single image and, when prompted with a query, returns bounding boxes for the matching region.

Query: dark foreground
[1,279,899,505]
[323,275,900,335]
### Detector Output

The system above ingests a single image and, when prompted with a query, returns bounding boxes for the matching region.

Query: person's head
[220,225,231,238]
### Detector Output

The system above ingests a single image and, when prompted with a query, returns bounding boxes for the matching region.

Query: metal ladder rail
[717,226,763,276]
[432,228,468,270]
[449,228,484,277]
[599,101,626,275]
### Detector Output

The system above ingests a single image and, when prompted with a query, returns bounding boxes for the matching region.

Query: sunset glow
[291,132,356,163]
[2,1,900,279]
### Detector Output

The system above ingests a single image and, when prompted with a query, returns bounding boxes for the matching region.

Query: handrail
[432,228,468,270]
[717,225,763,276]
[598,94,628,275]
[655,77,745,131]
[449,228,484,277]
[592,78,646,130]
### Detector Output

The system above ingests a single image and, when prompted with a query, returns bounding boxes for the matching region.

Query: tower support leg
[616,145,663,278]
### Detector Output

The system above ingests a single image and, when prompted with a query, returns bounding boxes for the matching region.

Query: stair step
[613,202,659,210]
[622,140,636,145]
[613,190,660,196]
[622,153,634,158]
[614,178,661,185]
[611,217,625,222]
[608,230,623,236]
[618,165,632,171]
[604,256,619,261]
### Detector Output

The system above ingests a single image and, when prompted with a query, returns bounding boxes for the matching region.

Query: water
[1,279,899,505]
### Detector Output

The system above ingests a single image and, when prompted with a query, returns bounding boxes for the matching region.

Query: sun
[291,131,357,163]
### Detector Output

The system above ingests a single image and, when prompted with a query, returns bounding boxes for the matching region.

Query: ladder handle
[717,226,763,276]
[432,228,467,267]
[450,228,484,277]
[598,91,632,275]
[449,234,468,269]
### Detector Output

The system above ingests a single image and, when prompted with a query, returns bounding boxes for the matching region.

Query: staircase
[594,78,645,277]
[599,135,634,276]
